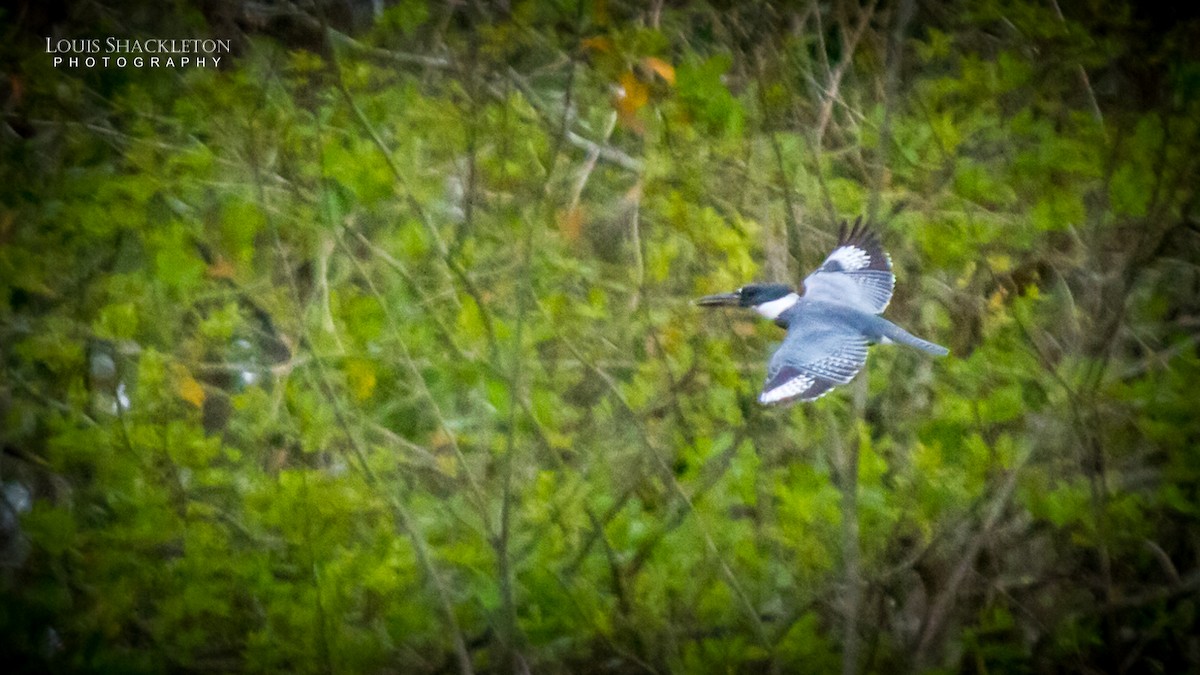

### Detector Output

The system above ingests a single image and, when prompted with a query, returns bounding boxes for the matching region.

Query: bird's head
[697,283,799,320]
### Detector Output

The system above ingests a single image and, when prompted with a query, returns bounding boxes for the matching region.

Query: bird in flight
[698,217,948,405]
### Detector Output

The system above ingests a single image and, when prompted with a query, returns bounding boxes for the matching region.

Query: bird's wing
[759,319,870,405]
[801,217,895,315]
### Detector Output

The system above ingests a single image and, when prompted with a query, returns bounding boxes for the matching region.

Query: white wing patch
[826,245,872,271]
[758,321,871,406]
[759,371,815,404]
[802,218,895,315]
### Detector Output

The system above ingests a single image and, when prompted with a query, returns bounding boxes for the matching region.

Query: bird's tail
[881,322,949,356]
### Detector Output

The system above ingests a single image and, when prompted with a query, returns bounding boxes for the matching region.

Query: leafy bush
[2,1,1198,672]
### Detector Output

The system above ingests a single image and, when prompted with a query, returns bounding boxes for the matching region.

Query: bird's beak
[696,291,741,307]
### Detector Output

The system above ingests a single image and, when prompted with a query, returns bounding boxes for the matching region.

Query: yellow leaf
[641,56,676,85]
[616,71,648,110]
[434,452,458,478]
[987,289,1007,313]
[345,358,377,401]
[429,430,459,477]
[986,254,1012,274]
[174,365,206,408]
[614,71,649,132]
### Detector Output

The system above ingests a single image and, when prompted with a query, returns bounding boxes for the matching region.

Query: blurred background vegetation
[3,0,1199,672]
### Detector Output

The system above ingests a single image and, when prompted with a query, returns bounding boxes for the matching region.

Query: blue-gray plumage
[698,218,948,405]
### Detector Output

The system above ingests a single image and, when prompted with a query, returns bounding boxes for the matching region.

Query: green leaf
[23,504,76,556]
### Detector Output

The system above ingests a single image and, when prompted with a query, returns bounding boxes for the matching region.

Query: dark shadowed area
[2,0,1199,672]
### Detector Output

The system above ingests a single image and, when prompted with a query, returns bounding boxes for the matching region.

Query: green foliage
[2,1,1199,673]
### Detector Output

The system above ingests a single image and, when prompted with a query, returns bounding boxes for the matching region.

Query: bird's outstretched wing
[801,217,894,315]
[759,318,870,405]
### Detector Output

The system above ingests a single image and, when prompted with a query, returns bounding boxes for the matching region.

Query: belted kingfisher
[698,218,948,405]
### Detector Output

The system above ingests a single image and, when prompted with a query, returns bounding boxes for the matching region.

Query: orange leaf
[641,56,676,85]
[591,0,611,26]
[0,210,13,246]
[581,36,613,53]
[206,257,236,280]
[557,206,585,243]
[9,75,23,104]
[732,321,757,338]
[430,429,457,453]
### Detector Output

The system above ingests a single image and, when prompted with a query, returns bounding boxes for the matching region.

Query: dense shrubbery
[2,1,1198,672]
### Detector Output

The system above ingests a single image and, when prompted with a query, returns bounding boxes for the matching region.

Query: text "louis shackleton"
[46,37,232,69]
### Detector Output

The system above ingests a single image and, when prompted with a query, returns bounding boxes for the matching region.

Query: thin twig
[248,51,478,671]
[543,305,774,654]
[815,0,879,147]
[911,446,1032,671]
[869,0,915,223]
[837,378,867,675]
[1048,0,1104,127]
